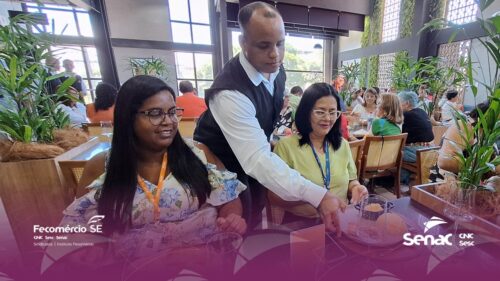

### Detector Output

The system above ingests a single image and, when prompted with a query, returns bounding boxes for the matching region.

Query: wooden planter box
[0,136,110,264]
[411,183,500,238]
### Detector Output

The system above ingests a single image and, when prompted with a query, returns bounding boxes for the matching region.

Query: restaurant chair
[401,146,440,186]
[82,122,113,137]
[58,160,87,200]
[266,191,286,225]
[178,117,198,138]
[349,139,365,178]
[431,125,448,146]
[359,133,407,198]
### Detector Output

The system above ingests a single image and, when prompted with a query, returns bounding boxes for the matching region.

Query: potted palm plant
[391,53,466,119]
[411,0,500,235]
[129,56,169,80]
[0,15,90,260]
[337,61,361,108]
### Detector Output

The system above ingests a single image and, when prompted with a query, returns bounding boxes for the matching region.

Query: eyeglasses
[138,108,184,125]
[312,109,341,119]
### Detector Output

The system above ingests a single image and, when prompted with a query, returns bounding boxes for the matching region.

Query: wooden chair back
[432,125,448,146]
[362,134,407,171]
[417,147,440,185]
[359,133,407,197]
[349,139,365,177]
[82,122,113,137]
[178,117,198,138]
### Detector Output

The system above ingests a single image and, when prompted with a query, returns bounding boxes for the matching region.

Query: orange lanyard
[137,153,168,222]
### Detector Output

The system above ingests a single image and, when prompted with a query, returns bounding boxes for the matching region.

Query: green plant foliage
[129,57,169,80]
[337,62,361,106]
[360,0,383,47]
[361,17,371,47]
[0,15,74,143]
[370,0,384,45]
[359,57,369,88]
[428,0,447,21]
[399,0,415,38]
[392,51,416,92]
[391,51,466,116]
[420,0,500,187]
[368,56,379,87]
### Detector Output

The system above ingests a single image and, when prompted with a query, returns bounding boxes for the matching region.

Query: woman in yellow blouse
[272,83,368,220]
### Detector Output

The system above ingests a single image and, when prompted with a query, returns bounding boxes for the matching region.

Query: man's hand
[318,192,346,236]
[216,213,247,235]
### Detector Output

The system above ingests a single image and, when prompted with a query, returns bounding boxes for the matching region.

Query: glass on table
[205,232,243,275]
[99,121,113,141]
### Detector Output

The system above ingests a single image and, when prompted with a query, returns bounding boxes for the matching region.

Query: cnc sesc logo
[403,216,452,246]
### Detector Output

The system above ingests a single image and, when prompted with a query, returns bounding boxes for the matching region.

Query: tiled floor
[373,184,410,200]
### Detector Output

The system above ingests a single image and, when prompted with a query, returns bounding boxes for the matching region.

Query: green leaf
[22,125,32,143]
[479,0,495,12]
[0,124,22,141]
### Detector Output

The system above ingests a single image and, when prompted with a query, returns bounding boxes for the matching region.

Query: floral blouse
[60,140,246,257]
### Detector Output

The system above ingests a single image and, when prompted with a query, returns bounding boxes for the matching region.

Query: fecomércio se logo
[33,215,105,245]
[402,216,475,247]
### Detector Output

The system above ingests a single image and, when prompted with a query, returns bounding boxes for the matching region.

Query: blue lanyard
[310,141,330,190]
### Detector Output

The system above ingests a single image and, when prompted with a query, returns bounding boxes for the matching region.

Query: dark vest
[194,55,286,179]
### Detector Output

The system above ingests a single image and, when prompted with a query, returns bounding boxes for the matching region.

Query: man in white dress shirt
[194,1,345,233]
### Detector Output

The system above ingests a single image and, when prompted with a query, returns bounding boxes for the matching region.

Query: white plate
[339,206,411,247]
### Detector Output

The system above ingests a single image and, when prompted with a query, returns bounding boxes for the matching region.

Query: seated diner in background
[59,75,247,259]
[351,87,379,124]
[86,82,117,123]
[440,89,465,126]
[57,87,88,127]
[271,83,368,222]
[369,93,403,137]
[397,91,434,185]
[438,100,500,175]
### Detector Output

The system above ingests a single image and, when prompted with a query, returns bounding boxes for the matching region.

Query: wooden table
[251,197,500,281]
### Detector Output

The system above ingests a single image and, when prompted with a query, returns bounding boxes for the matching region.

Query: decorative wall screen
[438,40,471,100]
[446,0,479,25]
[437,40,471,70]
[381,0,401,42]
[377,53,396,90]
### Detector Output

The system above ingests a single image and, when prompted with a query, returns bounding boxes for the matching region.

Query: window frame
[381,0,402,43]
[24,3,93,37]
[445,0,479,25]
[174,51,214,98]
[168,0,212,45]
[23,3,102,102]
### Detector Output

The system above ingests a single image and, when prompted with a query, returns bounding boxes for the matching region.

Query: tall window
[175,52,213,97]
[381,0,401,42]
[50,46,102,104]
[25,3,101,103]
[168,0,211,45]
[446,0,479,25]
[231,31,324,91]
[26,3,93,37]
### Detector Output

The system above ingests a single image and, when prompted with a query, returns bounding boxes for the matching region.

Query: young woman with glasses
[60,75,247,259]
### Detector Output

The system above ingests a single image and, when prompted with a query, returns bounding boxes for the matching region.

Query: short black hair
[290,86,303,95]
[238,1,279,34]
[469,100,490,121]
[295,83,343,151]
[446,90,458,100]
[179,80,194,93]
[373,86,380,94]
[95,82,117,112]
